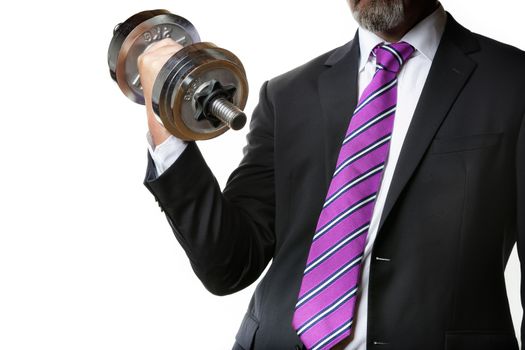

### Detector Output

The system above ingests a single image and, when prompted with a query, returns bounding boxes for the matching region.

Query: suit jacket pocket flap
[445,331,518,350]
[235,312,260,350]
[429,132,503,154]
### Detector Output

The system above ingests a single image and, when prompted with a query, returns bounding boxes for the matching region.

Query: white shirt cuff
[146,131,188,177]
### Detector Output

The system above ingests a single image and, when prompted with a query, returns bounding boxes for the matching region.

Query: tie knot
[372,41,415,74]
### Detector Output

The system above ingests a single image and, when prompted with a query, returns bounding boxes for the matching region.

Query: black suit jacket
[144,13,525,350]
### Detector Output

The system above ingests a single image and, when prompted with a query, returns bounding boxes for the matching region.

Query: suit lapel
[318,33,361,187]
[376,15,480,234]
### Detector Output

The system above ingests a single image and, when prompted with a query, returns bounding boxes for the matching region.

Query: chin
[351,0,405,33]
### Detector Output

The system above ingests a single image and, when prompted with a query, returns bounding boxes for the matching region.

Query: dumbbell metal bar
[209,98,246,130]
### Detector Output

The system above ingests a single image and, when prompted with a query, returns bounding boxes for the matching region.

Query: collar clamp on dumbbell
[193,80,244,129]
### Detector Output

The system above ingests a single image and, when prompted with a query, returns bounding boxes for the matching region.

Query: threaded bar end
[209,98,247,130]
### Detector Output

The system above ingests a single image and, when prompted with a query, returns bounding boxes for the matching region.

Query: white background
[0,0,523,349]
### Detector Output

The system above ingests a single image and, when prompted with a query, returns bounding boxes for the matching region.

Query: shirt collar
[357,3,447,72]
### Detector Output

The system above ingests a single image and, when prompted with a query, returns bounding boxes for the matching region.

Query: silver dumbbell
[108,9,248,140]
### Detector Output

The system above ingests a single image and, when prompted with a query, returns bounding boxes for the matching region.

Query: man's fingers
[138,46,183,77]
[149,45,183,58]
[138,39,184,68]
[143,38,183,54]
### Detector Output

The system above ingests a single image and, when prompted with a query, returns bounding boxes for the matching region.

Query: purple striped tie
[292,42,415,350]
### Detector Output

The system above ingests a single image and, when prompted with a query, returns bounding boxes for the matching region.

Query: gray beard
[351,0,405,33]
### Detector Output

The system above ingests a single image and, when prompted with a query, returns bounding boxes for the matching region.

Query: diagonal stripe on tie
[301,229,368,294]
[295,257,363,327]
[325,145,390,200]
[342,106,396,145]
[323,162,385,209]
[382,45,403,67]
[292,41,415,350]
[333,134,392,177]
[353,78,397,115]
[336,112,396,172]
[296,252,363,308]
[312,320,353,350]
[297,286,359,335]
[304,223,370,275]
[316,171,383,231]
[313,193,377,240]
[308,202,374,266]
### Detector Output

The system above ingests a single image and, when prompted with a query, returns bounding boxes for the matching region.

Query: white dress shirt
[146,4,446,349]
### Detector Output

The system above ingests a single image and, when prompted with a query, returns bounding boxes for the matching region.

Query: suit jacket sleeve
[518,111,525,345]
[143,81,276,296]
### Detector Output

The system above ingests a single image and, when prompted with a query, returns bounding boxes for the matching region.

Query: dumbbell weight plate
[108,9,200,104]
[153,42,249,140]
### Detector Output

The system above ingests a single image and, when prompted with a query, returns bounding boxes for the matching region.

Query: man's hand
[137,38,184,147]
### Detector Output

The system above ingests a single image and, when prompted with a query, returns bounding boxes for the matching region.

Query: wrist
[147,116,171,147]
